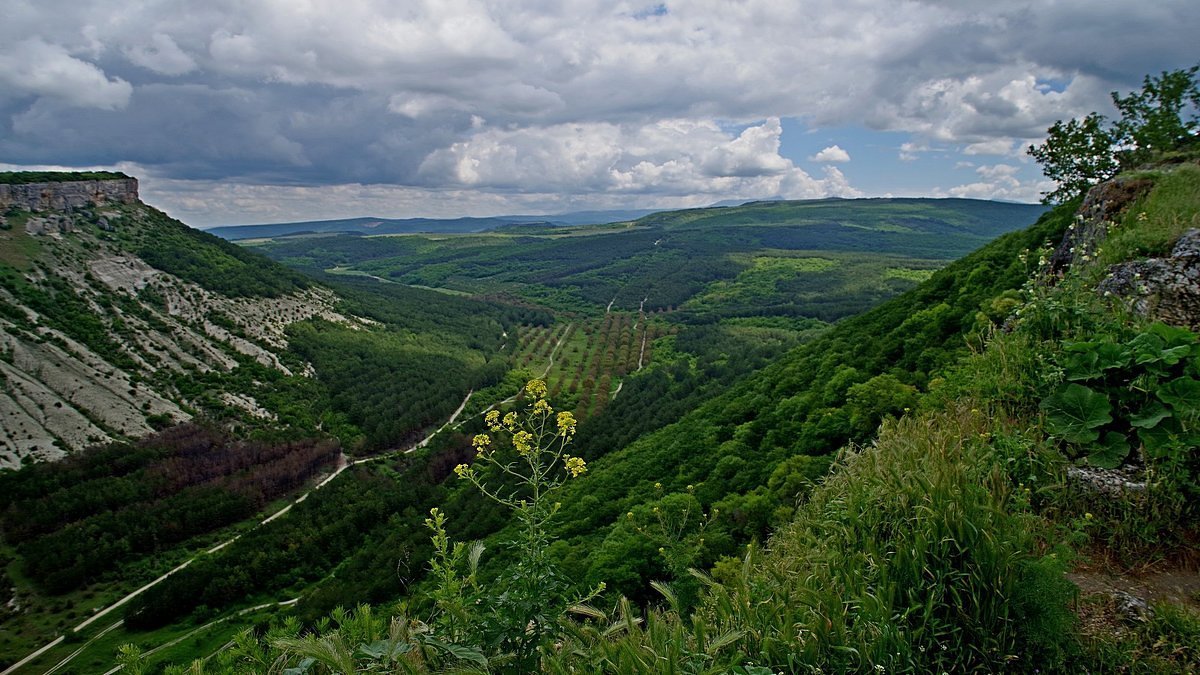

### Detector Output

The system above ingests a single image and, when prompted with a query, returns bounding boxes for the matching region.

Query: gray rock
[1112,590,1153,623]
[0,179,139,212]
[1098,228,1200,330]
[1066,465,1147,496]
[1049,177,1154,274]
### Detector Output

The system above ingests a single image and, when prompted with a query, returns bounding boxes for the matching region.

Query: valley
[2,151,1199,673]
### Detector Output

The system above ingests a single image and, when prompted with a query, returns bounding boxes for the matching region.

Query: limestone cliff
[0,178,139,212]
[0,177,361,468]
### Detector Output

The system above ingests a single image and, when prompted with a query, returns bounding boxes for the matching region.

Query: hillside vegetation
[137,135,1200,672]
[249,198,1044,321]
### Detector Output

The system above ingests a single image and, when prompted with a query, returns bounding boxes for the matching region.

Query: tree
[1027,113,1119,205]
[1111,66,1200,165]
[1029,65,1200,204]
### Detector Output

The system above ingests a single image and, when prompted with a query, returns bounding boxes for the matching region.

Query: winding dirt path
[4,384,481,674]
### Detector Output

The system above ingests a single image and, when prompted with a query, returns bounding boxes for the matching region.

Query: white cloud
[0,0,1196,216]
[963,138,1015,156]
[942,163,1046,202]
[0,39,131,109]
[809,145,851,163]
[418,117,858,200]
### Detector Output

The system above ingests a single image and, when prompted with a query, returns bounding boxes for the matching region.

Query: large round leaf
[1040,383,1112,444]
[1157,376,1200,414]
[1087,431,1130,469]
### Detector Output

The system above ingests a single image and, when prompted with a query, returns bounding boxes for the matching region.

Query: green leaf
[1093,342,1132,371]
[1159,344,1192,366]
[358,640,412,660]
[1063,347,1102,381]
[283,658,316,675]
[422,637,488,667]
[1139,417,1182,453]
[1147,321,1198,348]
[1087,432,1130,469]
[1041,384,1113,444]
[1157,376,1200,413]
[1128,332,1167,364]
[1129,401,1172,429]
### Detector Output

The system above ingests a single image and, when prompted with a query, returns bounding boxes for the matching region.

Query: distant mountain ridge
[206,208,666,240]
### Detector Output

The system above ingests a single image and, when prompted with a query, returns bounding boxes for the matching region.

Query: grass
[1097,163,1200,269]
[0,217,40,270]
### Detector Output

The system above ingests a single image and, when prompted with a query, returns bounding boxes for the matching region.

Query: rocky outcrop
[1049,176,1154,274]
[1098,229,1200,330]
[0,183,360,468]
[0,178,139,212]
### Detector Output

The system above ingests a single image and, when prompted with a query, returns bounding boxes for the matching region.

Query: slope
[141,153,1200,675]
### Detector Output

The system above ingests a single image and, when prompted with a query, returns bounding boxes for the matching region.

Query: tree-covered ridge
[0,171,132,184]
[104,205,314,299]
[250,197,1045,320]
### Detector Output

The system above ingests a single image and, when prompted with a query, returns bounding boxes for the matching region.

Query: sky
[1,1,1197,228]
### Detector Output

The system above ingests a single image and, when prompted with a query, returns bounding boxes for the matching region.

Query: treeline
[0,425,339,593]
[124,461,447,629]
[322,272,552,349]
[118,207,312,298]
[0,171,131,184]
[287,320,505,450]
[253,199,1041,320]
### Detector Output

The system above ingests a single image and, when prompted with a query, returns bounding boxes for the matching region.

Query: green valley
[2,67,1199,673]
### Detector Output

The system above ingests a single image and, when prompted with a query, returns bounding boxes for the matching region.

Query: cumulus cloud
[943,163,1049,202]
[809,145,851,163]
[419,117,857,200]
[963,138,1015,156]
[0,0,1196,216]
[0,39,131,109]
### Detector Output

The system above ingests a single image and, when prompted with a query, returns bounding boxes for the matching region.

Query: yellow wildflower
[453,463,471,478]
[526,379,548,398]
[533,398,552,415]
[503,411,518,430]
[513,430,534,455]
[564,455,587,477]
[472,434,492,455]
[485,410,501,431]
[556,411,577,437]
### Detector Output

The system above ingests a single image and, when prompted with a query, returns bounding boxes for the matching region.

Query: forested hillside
[249,198,1045,320]
[0,178,544,671]
[128,79,1200,671]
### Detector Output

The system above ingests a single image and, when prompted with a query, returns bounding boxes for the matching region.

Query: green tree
[1112,66,1200,164]
[1028,113,1119,205]
[1029,65,1200,204]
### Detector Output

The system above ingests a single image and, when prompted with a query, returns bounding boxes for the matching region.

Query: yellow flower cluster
[472,434,492,455]
[526,379,548,398]
[564,455,587,477]
[503,411,517,430]
[454,463,471,478]
[513,430,534,455]
[533,398,552,415]
[485,410,501,432]
[556,411,576,437]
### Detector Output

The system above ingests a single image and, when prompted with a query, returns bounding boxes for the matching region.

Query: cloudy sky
[1,1,1197,227]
